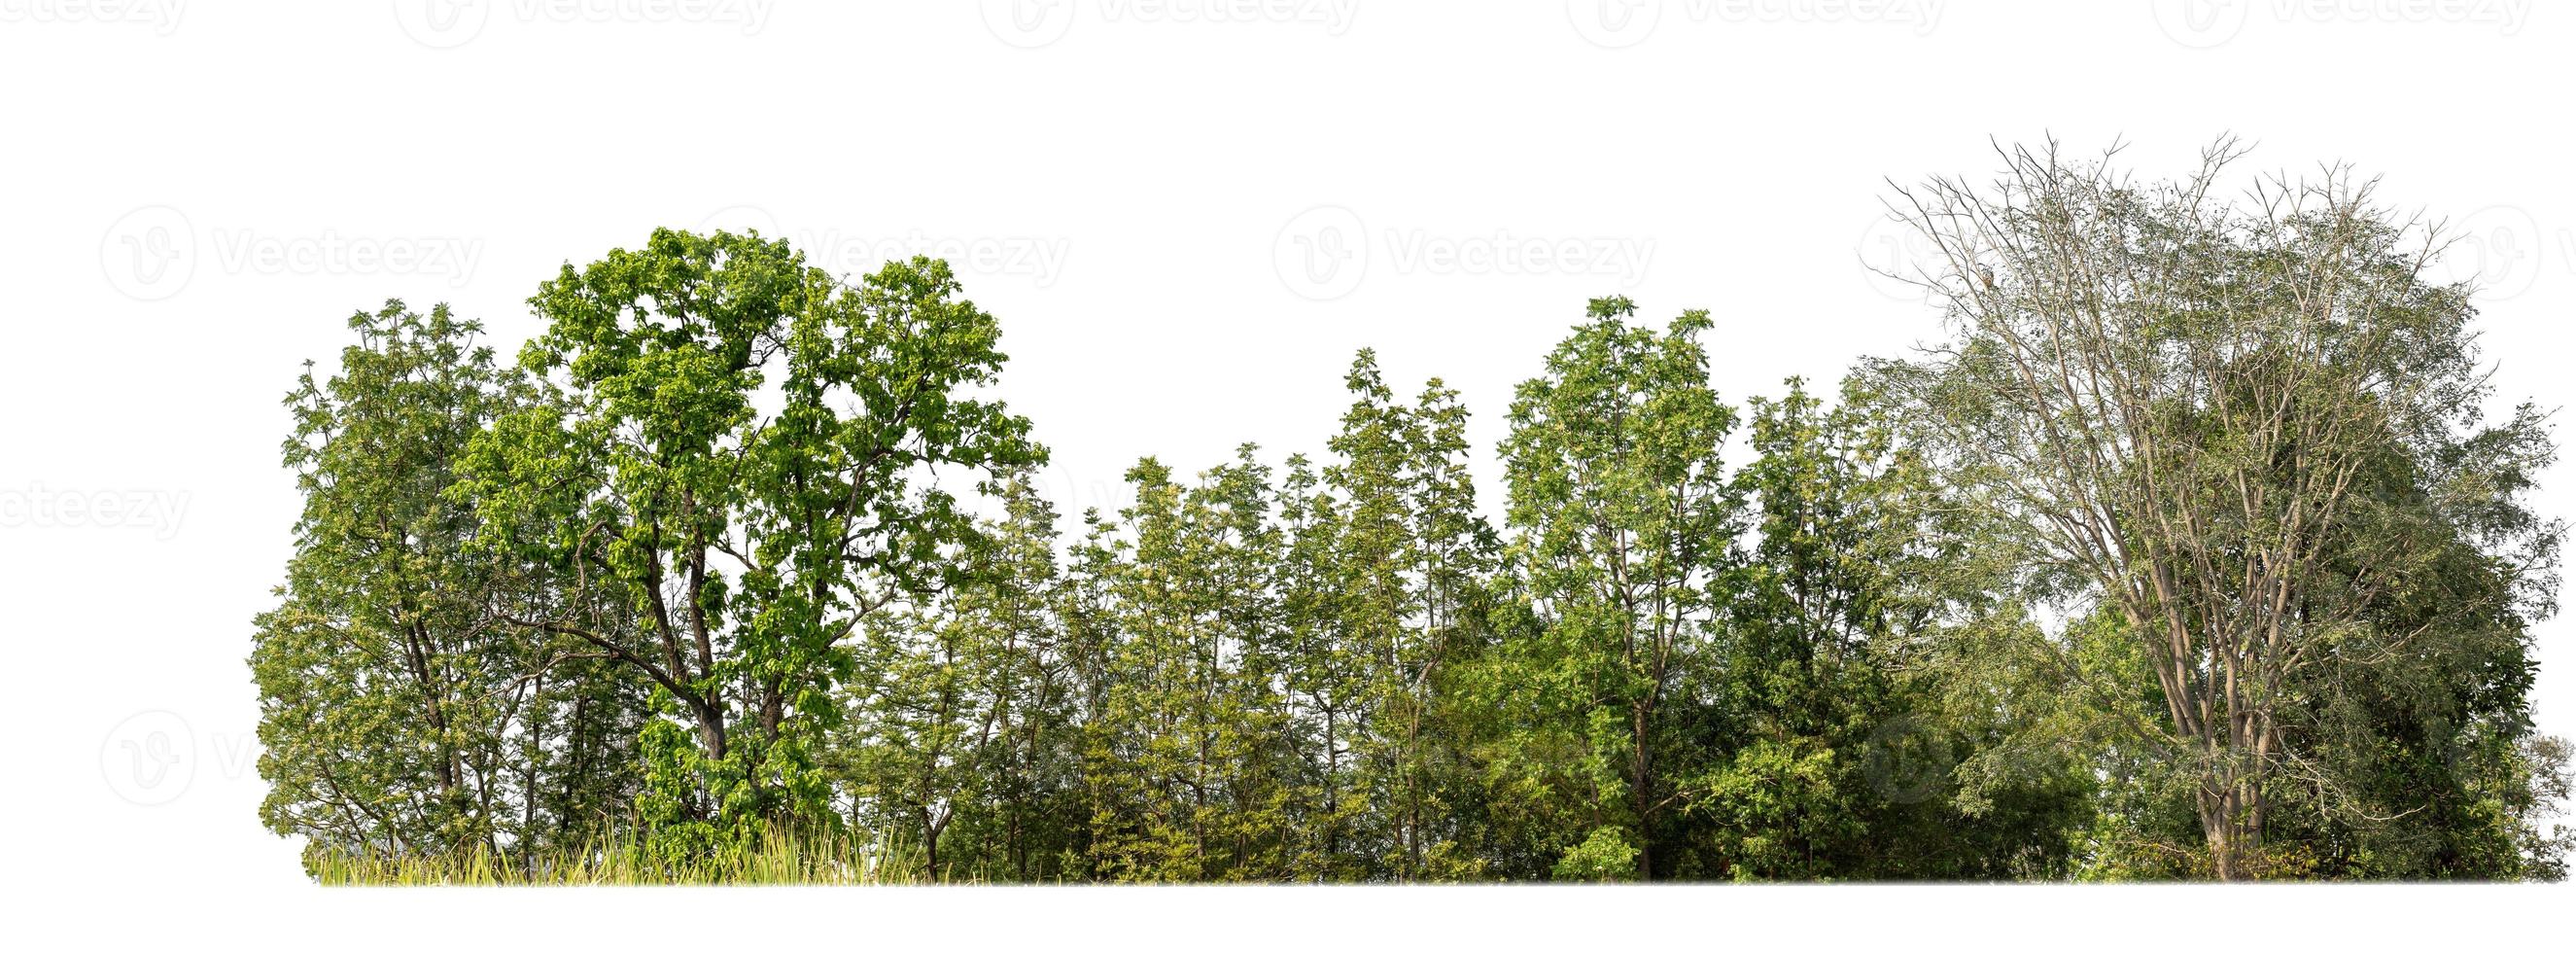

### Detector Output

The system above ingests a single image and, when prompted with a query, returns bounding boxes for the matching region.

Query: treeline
[253,142,2571,882]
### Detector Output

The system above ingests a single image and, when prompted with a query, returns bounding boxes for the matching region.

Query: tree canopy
[255,149,2570,882]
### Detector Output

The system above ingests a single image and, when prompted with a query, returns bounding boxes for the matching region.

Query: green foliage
[1551,827,1640,882]
[1073,451,1304,881]
[838,475,1083,881]
[1861,140,2570,880]
[1489,296,1739,880]
[261,198,2567,883]
[253,300,645,862]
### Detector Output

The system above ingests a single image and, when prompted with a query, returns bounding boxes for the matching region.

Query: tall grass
[310,827,959,886]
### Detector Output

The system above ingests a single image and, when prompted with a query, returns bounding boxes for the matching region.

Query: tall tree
[1494,297,1741,880]
[1862,138,2565,878]
[1081,451,1302,880]
[455,229,1042,855]
[841,474,1075,881]
[1316,351,1502,878]
[253,301,639,865]
[1688,379,1910,879]
[1694,376,2097,880]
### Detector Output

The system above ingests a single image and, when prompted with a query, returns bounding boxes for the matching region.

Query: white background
[4,0,2570,947]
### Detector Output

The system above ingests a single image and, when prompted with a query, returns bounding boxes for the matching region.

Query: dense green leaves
[253,301,647,868]
[1490,297,1736,879]
[453,229,1039,859]
[259,201,2568,882]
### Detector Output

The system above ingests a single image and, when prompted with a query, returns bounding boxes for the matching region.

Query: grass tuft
[309,827,957,886]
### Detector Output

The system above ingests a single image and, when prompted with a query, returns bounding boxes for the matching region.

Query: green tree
[455,229,1042,857]
[1493,297,1741,880]
[1698,377,2093,880]
[1080,450,1305,881]
[254,204,2567,884]
[253,301,642,865]
[841,474,1077,881]
[1320,351,1502,878]
[1689,379,1905,879]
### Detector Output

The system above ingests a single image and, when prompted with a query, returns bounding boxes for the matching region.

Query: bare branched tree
[1863,136,2542,879]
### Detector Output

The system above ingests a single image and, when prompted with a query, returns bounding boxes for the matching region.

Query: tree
[454,229,1043,856]
[1273,350,1505,879]
[1345,358,1503,879]
[1493,297,1740,880]
[1689,379,1907,879]
[256,200,2567,883]
[253,301,643,865]
[1696,377,2097,880]
[1862,138,2566,879]
[840,474,1075,881]
[1273,449,1375,878]
[2060,400,2570,880]
[1079,451,1303,881]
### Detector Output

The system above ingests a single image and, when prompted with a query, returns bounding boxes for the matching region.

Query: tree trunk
[693,700,728,762]
[2207,824,2242,881]
[1632,703,1653,881]
[921,807,946,882]
[2198,783,2262,881]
